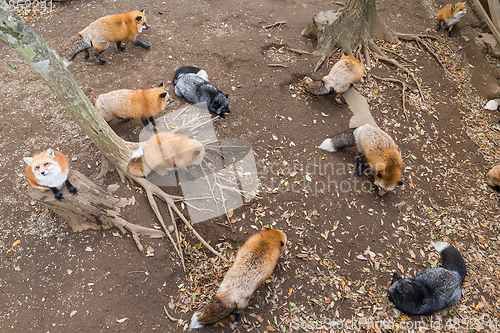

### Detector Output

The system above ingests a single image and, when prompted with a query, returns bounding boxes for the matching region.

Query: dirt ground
[1,0,500,332]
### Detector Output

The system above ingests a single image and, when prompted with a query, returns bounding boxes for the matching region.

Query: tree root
[369,40,425,102]
[371,74,411,122]
[395,33,445,70]
[129,175,229,267]
[27,170,165,252]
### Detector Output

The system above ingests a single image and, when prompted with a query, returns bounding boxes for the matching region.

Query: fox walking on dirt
[319,124,403,196]
[61,9,151,66]
[303,55,364,104]
[189,229,287,329]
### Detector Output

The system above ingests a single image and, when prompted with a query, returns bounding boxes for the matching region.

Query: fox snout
[143,23,151,30]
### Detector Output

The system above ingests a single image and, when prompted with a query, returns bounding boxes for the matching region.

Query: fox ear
[159,92,167,98]
[225,94,229,98]
[140,8,145,13]
[376,172,383,179]
[158,83,164,88]
[451,4,456,10]
[46,149,55,158]
[392,271,402,283]
[136,16,143,22]
[24,157,33,166]
[194,150,202,156]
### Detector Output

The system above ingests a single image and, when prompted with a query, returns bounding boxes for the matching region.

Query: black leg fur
[94,51,106,65]
[116,41,125,51]
[132,39,150,50]
[65,179,78,195]
[50,187,63,201]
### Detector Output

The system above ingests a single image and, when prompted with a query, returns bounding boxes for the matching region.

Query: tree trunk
[302,0,397,61]
[0,2,136,172]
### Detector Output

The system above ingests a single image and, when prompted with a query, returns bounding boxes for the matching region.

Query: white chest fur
[34,165,68,189]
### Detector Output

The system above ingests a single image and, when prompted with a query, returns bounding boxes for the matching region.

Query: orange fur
[436,2,467,35]
[61,10,151,65]
[95,86,171,122]
[354,124,403,196]
[25,150,69,192]
[487,165,500,191]
[190,229,287,328]
[127,132,205,177]
[303,55,364,104]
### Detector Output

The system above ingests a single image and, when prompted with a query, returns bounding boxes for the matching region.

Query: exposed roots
[129,175,229,269]
[371,74,412,122]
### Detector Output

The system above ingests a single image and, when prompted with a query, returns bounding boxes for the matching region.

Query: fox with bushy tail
[189,229,287,329]
[319,124,403,196]
[60,10,151,66]
[388,241,467,315]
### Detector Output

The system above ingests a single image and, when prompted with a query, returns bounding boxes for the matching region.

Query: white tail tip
[318,138,337,152]
[431,240,449,253]
[131,147,144,159]
[189,312,203,329]
[484,99,499,110]
[197,69,209,82]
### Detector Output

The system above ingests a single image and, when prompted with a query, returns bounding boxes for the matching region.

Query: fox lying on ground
[388,241,467,315]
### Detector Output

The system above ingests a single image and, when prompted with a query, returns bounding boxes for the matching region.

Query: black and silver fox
[388,241,467,315]
[173,66,230,118]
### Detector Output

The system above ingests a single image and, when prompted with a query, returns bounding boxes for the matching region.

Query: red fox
[128,131,205,180]
[319,124,403,196]
[436,2,467,36]
[94,83,172,129]
[487,165,500,193]
[303,55,364,104]
[61,9,151,66]
[24,149,78,201]
[189,229,287,329]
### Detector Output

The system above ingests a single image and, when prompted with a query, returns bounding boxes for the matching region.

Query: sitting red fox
[319,124,403,196]
[61,9,151,66]
[303,55,364,104]
[24,149,78,201]
[436,2,467,36]
[487,165,500,193]
[94,83,172,129]
[128,131,205,180]
[189,229,287,329]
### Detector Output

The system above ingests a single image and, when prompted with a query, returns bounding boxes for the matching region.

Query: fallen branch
[163,305,180,322]
[264,21,286,29]
[268,63,288,68]
[286,47,313,55]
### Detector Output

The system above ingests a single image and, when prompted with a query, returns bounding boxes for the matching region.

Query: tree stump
[28,170,164,250]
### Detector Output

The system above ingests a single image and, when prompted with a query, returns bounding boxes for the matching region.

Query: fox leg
[354,153,370,177]
[93,42,109,65]
[84,49,90,59]
[50,187,63,201]
[336,94,347,105]
[181,167,195,181]
[436,24,442,31]
[447,24,455,37]
[132,39,151,50]
[65,179,78,195]
[116,41,126,51]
